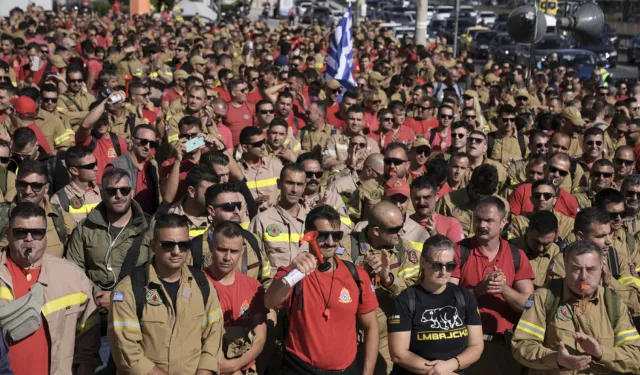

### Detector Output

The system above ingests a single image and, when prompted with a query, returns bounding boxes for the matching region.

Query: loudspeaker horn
[507,5,547,44]
[556,2,604,44]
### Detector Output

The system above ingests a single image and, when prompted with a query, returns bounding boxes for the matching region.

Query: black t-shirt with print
[388,283,482,375]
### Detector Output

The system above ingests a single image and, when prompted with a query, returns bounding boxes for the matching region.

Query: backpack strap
[190,234,204,269]
[293,117,300,132]
[517,131,526,159]
[110,133,122,156]
[342,260,363,304]
[458,238,473,271]
[451,283,469,321]
[428,128,437,146]
[350,234,360,262]
[50,204,68,245]
[187,265,210,307]
[487,132,495,159]
[544,278,564,325]
[130,266,148,320]
[88,137,97,151]
[603,286,621,328]
[607,247,620,279]
[626,232,636,261]
[118,230,146,280]
[55,189,70,212]
[509,243,521,273]
[0,167,7,195]
[146,162,160,211]
[241,229,264,276]
[127,113,136,135]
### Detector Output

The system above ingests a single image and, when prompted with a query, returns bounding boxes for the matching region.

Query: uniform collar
[561,281,602,305]
[68,180,99,197]
[146,256,192,288]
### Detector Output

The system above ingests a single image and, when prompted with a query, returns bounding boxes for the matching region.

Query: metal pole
[453,0,460,57]
[415,0,428,45]
[527,4,539,79]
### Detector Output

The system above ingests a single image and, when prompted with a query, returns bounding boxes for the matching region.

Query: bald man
[329,153,384,206]
[613,145,636,189]
[549,132,586,192]
[346,201,420,375]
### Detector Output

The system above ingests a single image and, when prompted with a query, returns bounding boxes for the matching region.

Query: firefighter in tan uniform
[50,145,102,223]
[347,177,384,223]
[349,201,420,375]
[249,164,308,276]
[239,126,284,211]
[510,211,563,289]
[34,106,74,151]
[512,240,640,375]
[59,68,96,113]
[108,213,224,375]
[437,164,510,237]
[329,153,385,207]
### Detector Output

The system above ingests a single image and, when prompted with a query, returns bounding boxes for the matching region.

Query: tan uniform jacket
[322,133,380,173]
[511,236,560,289]
[512,283,640,375]
[51,181,102,223]
[59,90,96,112]
[353,215,429,252]
[469,157,507,190]
[298,123,337,156]
[34,108,74,151]
[436,188,510,237]
[249,204,308,276]
[240,156,283,206]
[507,211,574,242]
[488,131,530,165]
[0,251,100,374]
[508,159,585,194]
[303,187,354,230]
[328,172,359,205]
[107,261,223,375]
[604,131,626,160]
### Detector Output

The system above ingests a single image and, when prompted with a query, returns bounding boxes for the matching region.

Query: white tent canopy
[175,0,218,22]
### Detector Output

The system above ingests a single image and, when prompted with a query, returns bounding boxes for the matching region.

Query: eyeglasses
[259,109,274,115]
[73,162,97,170]
[548,166,569,177]
[384,157,407,166]
[212,201,242,212]
[331,89,341,94]
[370,100,382,105]
[69,79,83,83]
[389,194,408,204]
[472,85,482,90]
[440,114,454,120]
[608,211,624,221]
[382,117,394,122]
[586,140,603,147]
[238,88,248,93]
[593,171,613,178]
[349,142,366,148]
[250,77,259,81]
[11,228,46,240]
[468,137,484,144]
[413,147,430,155]
[104,186,133,196]
[516,97,528,102]
[535,143,548,149]
[159,240,191,252]
[627,190,640,199]
[0,157,9,164]
[316,230,344,242]
[16,181,46,192]
[180,133,199,140]
[502,117,516,123]
[42,97,58,103]
[379,222,404,234]
[134,137,158,148]
[248,139,266,148]
[532,192,554,200]
[305,171,323,179]
[425,259,458,273]
[464,115,476,120]
[452,133,466,139]
[615,158,634,166]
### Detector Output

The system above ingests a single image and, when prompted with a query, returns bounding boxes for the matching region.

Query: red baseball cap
[11,96,37,119]
[385,177,410,198]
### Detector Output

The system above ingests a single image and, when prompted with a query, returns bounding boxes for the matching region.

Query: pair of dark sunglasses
[532,192,554,201]
[425,259,458,273]
[212,201,242,212]
[159,240,191,252]
[248,139,266,148]
[12,228,46,240]
[16,181,46,192]
[135,137,158,148]
[104,187,133,196]
[592,171,613,179]
[72,162,97,170]
[609,211,624,221]
[548,166,569,177]
[384,157,407,166]
[42,97,58,103]
[316,231,344,242]
[305,171,323,179]
[615,158,634,166]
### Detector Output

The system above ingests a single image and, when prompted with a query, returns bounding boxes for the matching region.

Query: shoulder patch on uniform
[408,249,418,264]
[360,242,370,254]
[112,291,124,302]
[336,247,345,255]
[524,298,534,309]
[203,252,213,268]
[371,190,381,200]
[146,289,163,305]
[547,261,555,272]
[70,196,83,209]
[266,223,281,237]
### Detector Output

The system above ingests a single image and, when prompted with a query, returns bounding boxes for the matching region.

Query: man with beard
[507,180,575,242]
[451,196,535,375]
[66,168,150,371]
[409,176,464,242]
[506,131,550,187]
[548,132,586,193]
[204,221,268,375]
[573,159,615,209]
[613,145,636,190]
[249,163,307,276]
[107,124,160,214]
[299,101,338,157]
[577,127,605,177]
[239,126,283,211]
[509,152,579,219]
[266,119,299,163]
[595,189,640,268]
[438,164,509,237]
[447,152,470,191]
[298,153,352,230]
[509,211,561,288]
[407,138,430,181]
[622,175,640,235]
[466,131,507,190]
[58,66,95,113]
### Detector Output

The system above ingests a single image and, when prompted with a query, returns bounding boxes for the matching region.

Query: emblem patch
[338,287,352,303]
[266,224,281,237]
[355,256,364,265]
[336,247,345,255]
[371,190,381,200]
[146,290,163,306]
[70,196,83,210]
[112,291,124,302]
[108,148,117,158]
[408,249,418,264]
[360,242,370,254]
[239,300,251,318]
[370,284,376,292]
[524,298,534,309]
[244,114,249,120]
[203,252,213,268]
[557,305,572,321]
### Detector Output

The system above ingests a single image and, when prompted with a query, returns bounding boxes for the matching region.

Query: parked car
[544,50,599,78]
[296,1,313,16]
[300,7,333,26]
[516,34,569,66]
[470,30,496,58]
[492,21,508,32]
[577,36,618,67]
[490,32,518,63]
[479,11,496,26]
[461,26,489,51]
[435,5,454,20]
[628,32,640,64]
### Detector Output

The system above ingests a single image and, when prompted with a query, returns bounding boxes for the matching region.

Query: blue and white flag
[326,6,357,90]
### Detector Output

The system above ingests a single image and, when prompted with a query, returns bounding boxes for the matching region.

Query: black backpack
[457,237,521,274]
[129,264,210,319]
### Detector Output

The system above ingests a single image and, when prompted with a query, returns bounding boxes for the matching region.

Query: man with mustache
[573,159,615,209]
[410,176,464,243]
[450,196,535,375]
[594,189,640,271]
[506,131,550,188]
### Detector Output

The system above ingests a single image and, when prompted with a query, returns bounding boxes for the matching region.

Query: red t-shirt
[369,126,416,148]
[275,259,378,370]
[28,123,53,155]
[246,88,263,105]
[427,128,453,155]
[452,237,535,334]
[87,58,103,77]
[437,183,454,201]
[80,134,127,183]
[214,87,231,103]
[6,257,49,375]
[206,270,268,371]
[411,213,465,243]
[284,111,306,135]
[508,183,578,218]
[326,110,345,133]
[134,165,154,214]
[160,158,198,202]
[224,102,256,147]
[363,111,379,136]
[161,87,182,104]
[404,117,439,137]
[19,61,49,85]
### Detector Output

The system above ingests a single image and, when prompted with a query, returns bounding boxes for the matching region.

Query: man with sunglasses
[38,83,73,148]
[620,175,640,235]
[51,145,101,223]
[383,142,410,182]
[58,66,95,113]
[573,159,615,209]
[107,124,160,214]
[405,95,438,137]
[0,202,100,375]
[465,130,507,189]
[595,189,640,272]
[486,104,528,165]
[577,126,605,178]
[322,79,342,124]
[329,152,384,209]
[612,145,636,190]
[108,213,223,375]
[506,131,550,188]
[604,114,630,160]
[371,108,415,151]
[225,78,256,147]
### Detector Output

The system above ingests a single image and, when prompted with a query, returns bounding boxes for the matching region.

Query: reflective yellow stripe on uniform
[240,221,250,229]
[54,132,71,146]
[398,265,420,280]
[201,307,222,328]
[246,177,278,189]
[77,313,100,333]
[516,319,546,340]
[165,71,173,76]
[149,72,159,78]
[340,216,354,228]
[260,262,271,278]
[263,233,303,243]
[109,320,141,331]
[615,328,640,346]
[619,276,640,288]
[189,228,207,238]
[69,202,100,214]
[408,241,423,252]
[293,143,301,152]
[42,292,88,316]
[0,286,14,300]
[167,134,179,143]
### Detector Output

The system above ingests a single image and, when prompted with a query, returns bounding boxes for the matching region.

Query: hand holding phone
[184,136,205,153]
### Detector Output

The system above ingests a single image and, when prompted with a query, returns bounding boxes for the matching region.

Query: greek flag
[326,6,357,90]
